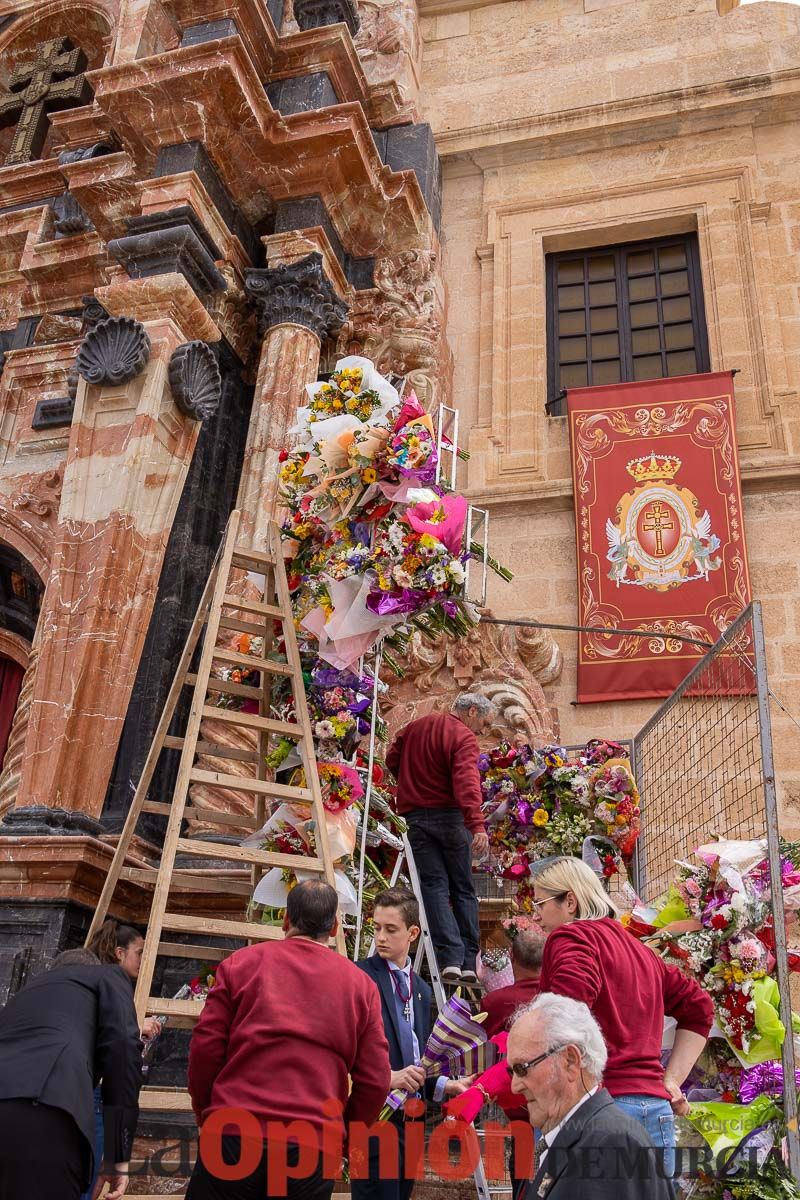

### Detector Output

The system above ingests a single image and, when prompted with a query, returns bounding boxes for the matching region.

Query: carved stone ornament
[10,466,64,524]
[76,316,151,387]
[382,610,563,747]
[52,190,94,238]
[244,251,349,341]
[293,0,360,36]
[168,340,222,420]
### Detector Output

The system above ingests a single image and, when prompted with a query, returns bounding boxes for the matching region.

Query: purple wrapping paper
[739,1061,800,1103]
[366,588,428,615]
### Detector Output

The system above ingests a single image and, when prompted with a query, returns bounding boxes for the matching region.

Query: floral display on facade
[220,357,509,951]
[479,737,641,908]
[626,839,800,1198]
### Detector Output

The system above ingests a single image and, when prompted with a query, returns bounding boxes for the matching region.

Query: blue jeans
[406,808,480,972]
[79,1086,104,1200]
[614,1094,675,1178]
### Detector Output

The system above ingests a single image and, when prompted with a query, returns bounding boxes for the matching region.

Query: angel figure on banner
[605,519,631,586]
[690,511,722,580]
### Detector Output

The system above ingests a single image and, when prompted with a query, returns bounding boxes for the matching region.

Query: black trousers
[406,809,480,971]
[187,1136,335,1200]
[0,1098,88,1200]
[350,1113,415,1200]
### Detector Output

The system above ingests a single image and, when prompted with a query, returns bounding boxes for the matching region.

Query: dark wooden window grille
[545,234,710,415]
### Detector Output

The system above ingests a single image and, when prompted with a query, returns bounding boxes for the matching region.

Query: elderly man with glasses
[507,993,676,1200]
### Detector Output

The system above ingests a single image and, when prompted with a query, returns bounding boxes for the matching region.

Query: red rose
[279,449,289,462]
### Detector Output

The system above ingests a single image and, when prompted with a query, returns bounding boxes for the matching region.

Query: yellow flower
[533,808,549,826]
[362,467,377,483]
[419,534,437,549]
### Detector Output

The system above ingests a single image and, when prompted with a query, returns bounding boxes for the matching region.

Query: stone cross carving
[0,38,92,166]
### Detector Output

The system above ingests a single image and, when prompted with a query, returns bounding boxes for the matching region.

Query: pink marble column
[237,251,348,550]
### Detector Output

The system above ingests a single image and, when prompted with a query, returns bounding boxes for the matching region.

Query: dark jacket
[526,1089,675,1200]
[387,712,485,833]
[0,963,142,1186]
[356,954,435,1099]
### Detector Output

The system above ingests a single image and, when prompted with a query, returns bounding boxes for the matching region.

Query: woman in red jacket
[531,856,714,1178]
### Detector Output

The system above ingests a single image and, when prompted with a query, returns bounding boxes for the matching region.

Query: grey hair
[514,992,608,1080]
[452,692,496,717]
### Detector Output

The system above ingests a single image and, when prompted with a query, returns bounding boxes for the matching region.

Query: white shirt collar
[542,1087,599,1150]
[388,957,412,977]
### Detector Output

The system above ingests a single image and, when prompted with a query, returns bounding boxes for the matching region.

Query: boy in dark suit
[353,888,470,1200]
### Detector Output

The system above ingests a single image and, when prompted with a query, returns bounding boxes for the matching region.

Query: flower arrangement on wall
[220,357,510,953]
[626,839,800,1198]
[479,738,641,907]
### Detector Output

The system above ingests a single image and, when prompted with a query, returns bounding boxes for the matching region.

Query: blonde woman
[531,856,713,1177]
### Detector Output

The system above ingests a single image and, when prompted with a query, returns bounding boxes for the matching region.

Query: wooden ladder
[87,510,343,1116]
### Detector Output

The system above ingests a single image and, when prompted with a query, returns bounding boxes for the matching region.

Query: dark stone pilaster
[273,198,373,289]
[0,899,92,1003]
[266,71,339,115]
[372,122,442,232]
[102,343,253,838]
[107,209,227,299]
[180,18,239,46]
[155,142,260,264]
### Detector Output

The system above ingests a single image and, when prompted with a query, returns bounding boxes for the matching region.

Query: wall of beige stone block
[420,0,800,835]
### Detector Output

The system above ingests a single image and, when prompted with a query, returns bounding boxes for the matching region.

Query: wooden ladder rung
[162,912,284,941]
[200,707,302,737]
[210,648,293,676]
[188,768,311,802]
[142,801,262,830]
[231,549,274,571]
[157,942,231,962]
[222,593,282,619]
[164,735,262,763]
[218,614,270,638]
[146,996,205,1019]
[189,674,264,701]
[175,836,325,873]
[139,1088,194,1113]
[121,866,252,897]
[183,806,261,830]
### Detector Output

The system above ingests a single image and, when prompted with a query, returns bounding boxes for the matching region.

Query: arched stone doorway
[0,545,44,813]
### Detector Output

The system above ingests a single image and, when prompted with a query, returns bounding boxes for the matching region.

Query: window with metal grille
[545,234,710,415]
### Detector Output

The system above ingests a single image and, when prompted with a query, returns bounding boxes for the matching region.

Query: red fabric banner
[567,371,751,702]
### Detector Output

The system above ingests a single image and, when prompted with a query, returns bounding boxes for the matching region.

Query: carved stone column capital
[293,0,360,36]
[244,252,348,342]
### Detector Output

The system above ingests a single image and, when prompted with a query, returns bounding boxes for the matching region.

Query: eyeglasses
[530,891,568,911]
[507,1046,565,1079]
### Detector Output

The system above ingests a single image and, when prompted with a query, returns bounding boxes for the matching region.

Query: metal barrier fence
[632,601,800,1178]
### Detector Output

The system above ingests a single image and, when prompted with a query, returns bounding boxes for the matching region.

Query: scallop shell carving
[76,316,151,387]
[168,340,222,421]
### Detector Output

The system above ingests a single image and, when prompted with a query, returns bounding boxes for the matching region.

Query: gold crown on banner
[625,454,682,483]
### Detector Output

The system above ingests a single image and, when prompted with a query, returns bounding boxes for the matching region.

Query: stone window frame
[544,232,711,416]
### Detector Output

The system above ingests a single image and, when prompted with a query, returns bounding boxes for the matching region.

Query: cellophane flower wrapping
[624,837,800,1197]
[381,995,491,1117]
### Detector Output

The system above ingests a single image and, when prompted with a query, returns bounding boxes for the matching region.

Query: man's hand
[664,1075,689,1117]
[443,1074,476,1097]
[391,1065,426,1092]
[92,1165,130,1200]
[472,832,489,860]
[140,1016,162,1041]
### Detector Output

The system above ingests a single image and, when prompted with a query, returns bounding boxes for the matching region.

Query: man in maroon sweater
[480,930,546,1037]
[187,881,391,1200]
[387,693,494,984]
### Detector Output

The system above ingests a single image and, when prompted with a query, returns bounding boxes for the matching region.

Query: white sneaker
[460,969,479,985]
[442,965,462,984]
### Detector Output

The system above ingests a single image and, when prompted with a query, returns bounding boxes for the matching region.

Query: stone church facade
[0,0,798,1004]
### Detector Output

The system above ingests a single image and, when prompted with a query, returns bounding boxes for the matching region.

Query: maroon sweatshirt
[188,937,391,1143]
[386,711,485,834]
[480,975,542,1038]
[539,917,714,1099]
